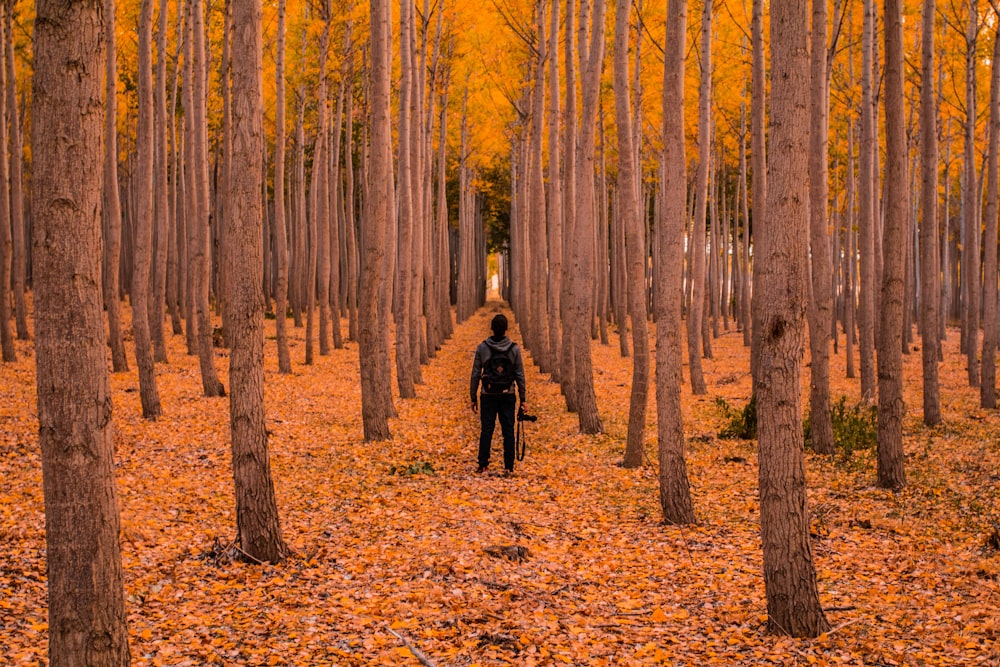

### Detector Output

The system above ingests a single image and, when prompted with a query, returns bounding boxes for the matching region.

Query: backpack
[481,345,516,394]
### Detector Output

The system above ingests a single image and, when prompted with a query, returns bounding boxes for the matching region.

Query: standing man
[471,314,527,475]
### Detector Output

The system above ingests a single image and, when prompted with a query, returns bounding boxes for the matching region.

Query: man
[470,314,526,475]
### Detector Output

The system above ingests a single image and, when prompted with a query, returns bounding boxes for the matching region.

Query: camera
[518,407,538,422]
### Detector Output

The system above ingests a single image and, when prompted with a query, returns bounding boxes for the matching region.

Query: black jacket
[470,336,526,403]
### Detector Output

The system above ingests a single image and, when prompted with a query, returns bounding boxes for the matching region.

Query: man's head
[491,314,508,337]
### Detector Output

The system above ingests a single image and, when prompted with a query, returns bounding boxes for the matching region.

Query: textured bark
[657,0,696,524]
[361,0,394,440]
[922,0,943,419]
[6,7,26,341]
[877,0,908,490]
[394,0,416,395]
[167,2,184,336]
[150,0,170,363]
[570,0,606,434]
[984,20,1000,408]
[686,0,711,395]
[965,1,981,387]
[183,2,198,356]
[315,12,331,359]
[345,35,360,343]
[104,0,129,372]
[749,0,765,380]
[758,0,829,637]
[560,0,578,412]
[859,0,877,401]
[0,3,12,362]
[806,0,834,454]
[133,0,163,418]
[846,119,857,379]
[32,0,131,658]
[192,0,224,395]
[529,0,550,372]
[273,0,291,373]
[227,0,288,563]
[615,0,648,469]
[547,0,563,381]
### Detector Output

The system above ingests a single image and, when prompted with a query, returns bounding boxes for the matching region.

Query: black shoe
[476,466,487,474]
[503,469,514,477]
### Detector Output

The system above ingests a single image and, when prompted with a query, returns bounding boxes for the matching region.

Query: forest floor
[1,302,1000,666]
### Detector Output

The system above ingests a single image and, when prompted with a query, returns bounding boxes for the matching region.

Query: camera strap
[515,416,526,462]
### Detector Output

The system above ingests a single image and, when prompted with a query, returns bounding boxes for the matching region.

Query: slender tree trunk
[687,0,711,395]
[921,0,942,420]
[133,0,163,418]
[981,18,1000,408]
[150,0,170,363]
[615,0,649,469]
[657,0,696,524]
[6,7,26,341]
[168,7,184,337]
[227,0,288,563]
[193,0,225,395]
[749,0,765,379]
[315,11,332,358]
[394,0,416,395]
[184,1,199,356]
[570,0,606,434]
[362,0,394,440]
[32,0,131,656]
[858,0,878,401]
[805,0,834,454]
[758,0,829,637]
[561,0,578,412]
[877,0,908,490]
[965,0,981,386]
[547,0,563,381]
[0,4,11,363]
[104,0,129,372]
[846,119,857,379]
[345,34,360,343]
[529,0,550,371]
[273,0,291,373]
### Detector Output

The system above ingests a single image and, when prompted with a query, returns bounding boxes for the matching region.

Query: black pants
[478,393,516,471]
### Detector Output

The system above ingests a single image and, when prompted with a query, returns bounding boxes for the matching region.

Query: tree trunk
[806,0,834,454]
[273,0,291,373]
[104,0,129,372]
[150,0,170,363]
[133,0,163,418]
[615,0,649,469]
[227,0,288,563]
[981,13,1000,408]
[921,0,943,420]
[394,0,416,396]
[0,3,11,363]
[965,0,981,387]
[6,7,27,341]
[656,0,697,524]
[877,0,908,490]
[858,0,877,402]
[193,0,224,395]
[561,0,578,412]
[183,0,199,356]
[570,0,606,434]
[529,0,550,371]
[362,0,394,440]
[749,0,765,379]
[315,12,331,358]
[758,0,829,637]
[547,0,563,380]
[687,0,711,395]
[32,0,131,656]
[846,118,857,379]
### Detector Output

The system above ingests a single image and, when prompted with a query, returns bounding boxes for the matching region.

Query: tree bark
[749,0,765,379]
[32,0,131,657]
[529,0,550,372]
[362,0,394,440]
[877,0,908,490]
[227,0,288,563]
[921,0,943,420]
[981,13,1000,408]
[104,0,129,372]
[394,0,416,395]
[150,0,170,363]
[686,0,711,395]
[615,0,649,469]
[807,0,834,454]
[193,0,225,395]
[547,0,563,381]
[6,6,27,342]
[965,0,981,387]
[657,0,697,524]
[570,0,606,434]
[859,0,877,401]
[758,0,829,637]
[273,0,291,373]
[0,2,12,363]
[133,0,163,418]
[561,0,578,412]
